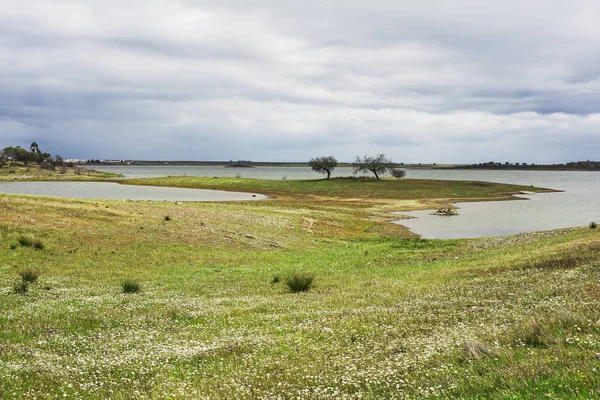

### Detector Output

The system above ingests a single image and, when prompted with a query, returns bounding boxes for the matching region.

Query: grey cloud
[1,0,600,163]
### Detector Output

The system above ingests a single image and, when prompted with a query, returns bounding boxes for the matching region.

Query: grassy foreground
[1,177,599,399]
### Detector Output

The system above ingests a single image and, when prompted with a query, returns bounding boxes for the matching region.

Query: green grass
[0,180,597,399]
[121,176,554,202]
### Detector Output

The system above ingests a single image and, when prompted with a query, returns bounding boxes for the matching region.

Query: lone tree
[309,156,338,179]
[353,154,394,180]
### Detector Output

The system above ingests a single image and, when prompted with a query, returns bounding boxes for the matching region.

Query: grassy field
[121,176,554,206]
[1,174,599,399]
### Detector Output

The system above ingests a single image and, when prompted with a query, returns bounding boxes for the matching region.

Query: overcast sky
[2,0,600,163]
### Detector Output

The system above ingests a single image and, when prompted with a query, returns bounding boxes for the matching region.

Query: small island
[225,162,254,168]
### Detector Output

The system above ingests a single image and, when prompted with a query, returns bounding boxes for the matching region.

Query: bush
[164,215,171,221]
[13,281,29,294]
[121,279,141,294]
[19,268,40,283]
[284,272,314,292]
[590,221,597,229]
[40,160,54,170]
[271,275,281,284]
[390,169,406,179]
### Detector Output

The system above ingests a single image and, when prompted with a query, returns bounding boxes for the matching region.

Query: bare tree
[353,154,394,180]
[308,156,338,179]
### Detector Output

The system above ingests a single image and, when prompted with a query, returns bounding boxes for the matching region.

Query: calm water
[395,170,600,238]
[84,165,368,180]
[0,182,266,202]
[16,166,600,238]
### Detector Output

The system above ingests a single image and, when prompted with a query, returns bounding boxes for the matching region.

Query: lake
[18,166,600,238]
[83,165,369,180]
[0,182,267,202]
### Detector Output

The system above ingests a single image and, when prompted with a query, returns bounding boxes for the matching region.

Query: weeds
[17,236,33,247]
[17,236,44,250]
[271,275,280,284]
[462,340,493,361]
[164,215,172,221]
[19,268,40,283]
[590,221,597,229]
[518,319,547,347]
[284,272,314,292]
[13,281,29,294]
[121,279,141,294]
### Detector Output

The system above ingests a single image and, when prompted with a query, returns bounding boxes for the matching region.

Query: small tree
[353,154,394,180]
[309,156,338,179]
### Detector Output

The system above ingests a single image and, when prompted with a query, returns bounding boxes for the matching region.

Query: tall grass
[121,279,141,294]
[18,236,44,250]
[19,268,40,283]
[284,272,314,292]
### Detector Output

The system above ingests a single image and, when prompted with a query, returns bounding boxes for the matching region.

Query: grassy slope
[0,176,598,399]
[0,163,121,181]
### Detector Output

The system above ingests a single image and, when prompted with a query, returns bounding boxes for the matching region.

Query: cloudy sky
[1,0,600,163]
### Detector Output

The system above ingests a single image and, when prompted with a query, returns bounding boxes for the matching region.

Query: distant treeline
[1,143,69,170]
[457,160,600,170]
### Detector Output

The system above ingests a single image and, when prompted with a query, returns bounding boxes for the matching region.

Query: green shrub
[271,275,280,284]
[121,279,141,294]
[590,221,597,229]
[19,268,40,283]
[284,272,314,293]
